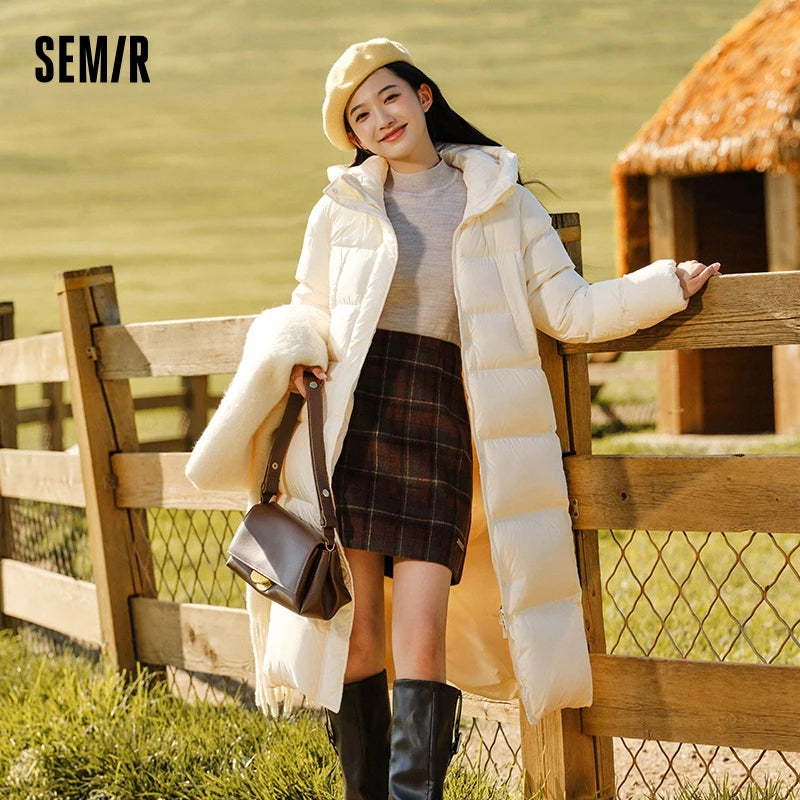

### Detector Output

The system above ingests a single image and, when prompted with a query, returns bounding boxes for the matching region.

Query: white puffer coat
[186,144,688,725]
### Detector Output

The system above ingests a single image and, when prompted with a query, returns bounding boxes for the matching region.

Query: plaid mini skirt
[332,329,473,585]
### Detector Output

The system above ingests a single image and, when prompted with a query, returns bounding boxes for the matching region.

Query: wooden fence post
[181,375,209,449]
[519,215,616,799]
[42,382,65,450]
[56,266,157,670]
[0,302,17,630]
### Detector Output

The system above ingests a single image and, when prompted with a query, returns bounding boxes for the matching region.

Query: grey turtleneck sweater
[378,157,467,346]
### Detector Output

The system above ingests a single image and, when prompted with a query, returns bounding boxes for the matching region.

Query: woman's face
[344,67,438,172]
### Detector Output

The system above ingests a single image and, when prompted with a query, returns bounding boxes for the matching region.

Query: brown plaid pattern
[332,329,473,585]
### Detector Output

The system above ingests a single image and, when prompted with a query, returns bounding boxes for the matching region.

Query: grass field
[0,630,518,800]
[2,0,756,337]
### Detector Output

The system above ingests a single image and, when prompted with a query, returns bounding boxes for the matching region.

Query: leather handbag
[226,372,351,620]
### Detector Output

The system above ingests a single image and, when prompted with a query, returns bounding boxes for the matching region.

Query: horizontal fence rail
[131,597,253,682]
[0,558,100,644]
[112,453,247,510]
[0,449,85,506]
[560,272,800,354]
[0,331,68,385]
[585,654,800,753]
[565,454,800,531]
[95,316,253,379]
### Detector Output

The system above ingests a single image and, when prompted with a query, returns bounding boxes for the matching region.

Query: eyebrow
[348,84,400,117]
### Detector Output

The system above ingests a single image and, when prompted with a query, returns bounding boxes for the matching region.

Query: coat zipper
[499,606,509,639]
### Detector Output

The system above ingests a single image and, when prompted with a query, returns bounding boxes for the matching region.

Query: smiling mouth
[380,124,406,142]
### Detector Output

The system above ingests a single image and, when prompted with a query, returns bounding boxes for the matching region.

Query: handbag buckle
[250,569,274,590]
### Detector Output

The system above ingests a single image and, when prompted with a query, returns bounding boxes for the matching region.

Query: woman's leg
[327,548,390,800]
[344,548,386,681]
[389,558,462,800]
[391,559,451,680]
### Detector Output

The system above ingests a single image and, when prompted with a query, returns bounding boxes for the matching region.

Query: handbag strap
[260,372,337,540]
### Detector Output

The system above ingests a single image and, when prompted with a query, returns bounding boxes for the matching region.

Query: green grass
[0,629,518,800]
[671,781,796,800]
[1,0,756,338]
[2,627,795,800]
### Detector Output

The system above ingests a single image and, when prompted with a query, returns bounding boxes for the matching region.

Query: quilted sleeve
[519,190,688,344]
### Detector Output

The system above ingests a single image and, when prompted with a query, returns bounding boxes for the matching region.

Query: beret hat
[322,38,414,151]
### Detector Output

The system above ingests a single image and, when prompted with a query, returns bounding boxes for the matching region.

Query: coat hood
[324,144,520,221]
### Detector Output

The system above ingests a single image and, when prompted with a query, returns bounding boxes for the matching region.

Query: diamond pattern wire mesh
[145,506,250,702]
[147,507,245,608]
[4,498,99,656]
[600,529,800,798]
[458,714,523,788]
[6,498,91,581]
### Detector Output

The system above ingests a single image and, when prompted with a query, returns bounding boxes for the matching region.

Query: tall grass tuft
[0,629,516,799]
[671,778,795,800]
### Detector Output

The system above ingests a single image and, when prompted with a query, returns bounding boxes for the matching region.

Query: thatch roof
[616,0,800,176]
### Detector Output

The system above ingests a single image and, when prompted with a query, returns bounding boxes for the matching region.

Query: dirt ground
[457,715,800,799]
[613,739,800,798]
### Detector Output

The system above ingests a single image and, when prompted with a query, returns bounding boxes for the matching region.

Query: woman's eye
[355,112,367,122]
[385,93,399,102]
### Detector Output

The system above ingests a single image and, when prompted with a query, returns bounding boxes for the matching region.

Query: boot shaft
[327,670,391,800]
[389,679,462,800]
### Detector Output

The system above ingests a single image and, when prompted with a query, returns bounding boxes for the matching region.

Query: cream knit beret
[322,38,414,151]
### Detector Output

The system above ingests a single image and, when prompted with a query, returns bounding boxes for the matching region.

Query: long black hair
[345,61,528,185]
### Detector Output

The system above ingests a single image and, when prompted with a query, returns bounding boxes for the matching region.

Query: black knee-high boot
[388,679,462,800]
[326,670,391,800]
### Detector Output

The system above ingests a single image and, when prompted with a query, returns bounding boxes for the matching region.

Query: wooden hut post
[648,176,704,434]
[765,172,800,434]
[56,266,157,670]
[519,215,615,799]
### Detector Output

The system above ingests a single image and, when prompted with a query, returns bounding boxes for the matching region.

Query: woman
[187,37,719,800]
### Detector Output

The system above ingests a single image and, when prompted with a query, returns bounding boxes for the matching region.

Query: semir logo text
[35,36,150,83]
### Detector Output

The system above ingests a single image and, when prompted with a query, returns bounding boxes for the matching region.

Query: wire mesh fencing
[11,505,799,796]
[5,498,91,582]
[3,497,99,658]
[458,712,523,787]
[601,528,800,798]
[148,507,245,609]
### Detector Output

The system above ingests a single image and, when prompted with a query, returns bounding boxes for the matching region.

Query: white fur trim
[185,304,329,492]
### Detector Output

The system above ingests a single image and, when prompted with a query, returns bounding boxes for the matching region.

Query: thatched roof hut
[617,0,800,179]
[613,0,800,435]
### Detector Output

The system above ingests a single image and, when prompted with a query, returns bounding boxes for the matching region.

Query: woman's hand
[676,260,722,299]
[289,364,327,397]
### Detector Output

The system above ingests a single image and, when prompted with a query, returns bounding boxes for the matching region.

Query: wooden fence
[0,312,217,454]
[525,265,800,798]
[1,234,799,797]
